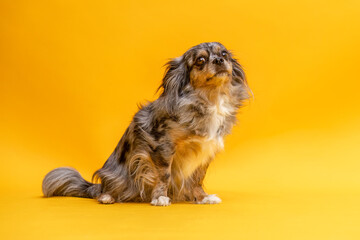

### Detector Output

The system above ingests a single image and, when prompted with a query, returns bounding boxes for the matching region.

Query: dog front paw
[97,193,115,204]
[151,196,171,206]
[197,194,222,204]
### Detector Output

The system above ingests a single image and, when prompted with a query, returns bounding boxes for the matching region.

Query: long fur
[42,42,250,205]
[42,167,100,198]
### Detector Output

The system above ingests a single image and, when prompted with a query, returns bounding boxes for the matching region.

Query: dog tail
[42,167,101,199]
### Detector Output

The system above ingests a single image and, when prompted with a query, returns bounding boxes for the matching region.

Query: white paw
[98,194,115,204]
[198,194,222,204]
[151,196,171,206]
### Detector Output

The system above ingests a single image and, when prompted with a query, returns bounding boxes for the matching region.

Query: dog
[42,42,250,206]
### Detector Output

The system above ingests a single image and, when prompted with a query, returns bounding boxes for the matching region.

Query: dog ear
[230,57,246,85]
[158,56,189,113]
[230,56,253,100]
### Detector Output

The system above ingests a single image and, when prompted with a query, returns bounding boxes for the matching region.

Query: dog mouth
[215,70,230,76]
[207,70,230,81]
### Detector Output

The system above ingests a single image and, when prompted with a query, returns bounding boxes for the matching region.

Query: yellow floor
[3,191,360,240]
[2,122,360,239]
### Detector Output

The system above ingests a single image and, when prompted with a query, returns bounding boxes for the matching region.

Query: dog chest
[172,136,223,179]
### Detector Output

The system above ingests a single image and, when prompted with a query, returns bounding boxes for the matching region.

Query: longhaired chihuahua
[43,42,250,206]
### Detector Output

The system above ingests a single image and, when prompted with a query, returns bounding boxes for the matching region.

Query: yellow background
[1,0,360,239]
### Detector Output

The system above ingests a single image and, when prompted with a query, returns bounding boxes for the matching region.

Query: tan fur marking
[172,137,221,180]
[212,44,221,53]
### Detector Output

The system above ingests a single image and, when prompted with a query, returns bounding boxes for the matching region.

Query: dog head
[187,42,236,89]
[159,42,248,110]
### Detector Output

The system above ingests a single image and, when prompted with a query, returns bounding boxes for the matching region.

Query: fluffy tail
[42,167,101,198]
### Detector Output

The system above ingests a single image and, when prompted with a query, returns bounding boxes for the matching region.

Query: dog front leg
[150,146,173,206]
[192,163,222,204]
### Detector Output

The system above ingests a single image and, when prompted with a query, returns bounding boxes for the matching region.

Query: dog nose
[213,57,224,65]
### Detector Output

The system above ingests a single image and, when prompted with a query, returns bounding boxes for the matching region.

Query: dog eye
[222,51,228,57]
[196,57,206,66]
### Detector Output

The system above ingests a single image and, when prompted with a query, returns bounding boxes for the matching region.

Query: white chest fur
[207,95,234,141]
